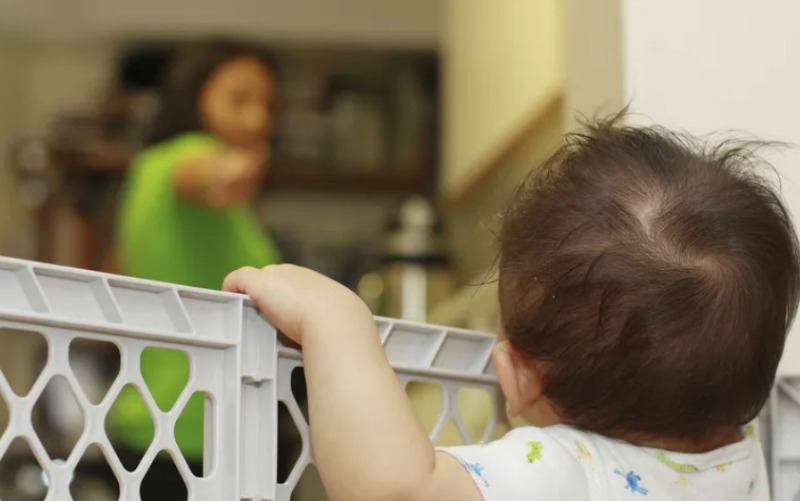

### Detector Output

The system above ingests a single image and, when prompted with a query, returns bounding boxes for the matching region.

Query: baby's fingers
[222,266,269,302]
[223,265,306,342]
[223,265,293,314]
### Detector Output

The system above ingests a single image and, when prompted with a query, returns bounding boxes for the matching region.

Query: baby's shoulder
[501,425,601,469]
[468,425,597,483]
[440,426,592,500]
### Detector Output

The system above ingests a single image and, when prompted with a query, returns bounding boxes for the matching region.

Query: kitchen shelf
[268,165,429,193]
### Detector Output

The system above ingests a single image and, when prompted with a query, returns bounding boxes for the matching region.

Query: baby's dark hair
[499,115,800,441]
[146,40,277,146]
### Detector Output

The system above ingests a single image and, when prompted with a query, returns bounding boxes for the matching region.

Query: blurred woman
[113,41,281,499]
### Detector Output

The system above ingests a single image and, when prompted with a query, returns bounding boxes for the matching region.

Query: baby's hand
[226,265,478,501]
[223,264,371,345]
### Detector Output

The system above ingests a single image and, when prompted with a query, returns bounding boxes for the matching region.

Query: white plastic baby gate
[770,376,800,501]
[0,256,797,500]
[0,257,504,500]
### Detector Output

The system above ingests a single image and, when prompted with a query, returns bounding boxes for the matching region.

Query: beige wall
[447,102,564,282]
[441,0,565,200]
[619,0,800,377]
[564,0,800,375]
[563,0,623,131]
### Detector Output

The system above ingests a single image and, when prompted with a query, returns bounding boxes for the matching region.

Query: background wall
[441,0,564,201]
[563,0,623,130]
[622,0,800,376]
[565,0,800,375]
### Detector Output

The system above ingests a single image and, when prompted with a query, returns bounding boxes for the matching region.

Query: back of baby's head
[499,116,800,440]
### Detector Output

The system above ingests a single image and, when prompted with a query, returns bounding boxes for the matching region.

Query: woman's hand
[175,146,269,209]
[206,147,268,208]
[222,264,372,345]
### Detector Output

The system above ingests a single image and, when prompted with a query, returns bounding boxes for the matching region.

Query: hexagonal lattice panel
[33,375,84,460]
[292,464,328,501]
[277,359,311,500]
[106,384,155,472]
[457,387,495,443]
[0,327,48,398]
[436,421,465,447]
[70,443,120,501]
[141,451,187,501]
[273,365,310,497]
[141,347,190,413]
[280,361,506,501]
[0,436,48,501]
[176,391,213,478]
[69,338,121,406]
[1,257,508,501]
[277,401,304,486]
[0,259,253,501]
[771,377,800,501]
[406,381,445,436]
[404,378,503,447]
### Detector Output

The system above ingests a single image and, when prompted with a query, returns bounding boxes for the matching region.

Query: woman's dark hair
[499,114,800,441]
[146,40,277,146]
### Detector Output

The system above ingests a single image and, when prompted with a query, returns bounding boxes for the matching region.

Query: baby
[224,116,799,501]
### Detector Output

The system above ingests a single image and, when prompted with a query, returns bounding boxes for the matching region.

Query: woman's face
[199,55,275,151]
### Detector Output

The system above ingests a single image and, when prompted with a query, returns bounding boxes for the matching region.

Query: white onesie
[440,424,768,500]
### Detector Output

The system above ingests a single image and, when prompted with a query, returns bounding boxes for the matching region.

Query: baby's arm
[224,265,481,501]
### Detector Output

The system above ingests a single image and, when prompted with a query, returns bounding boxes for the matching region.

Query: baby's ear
[492,341,543,417]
